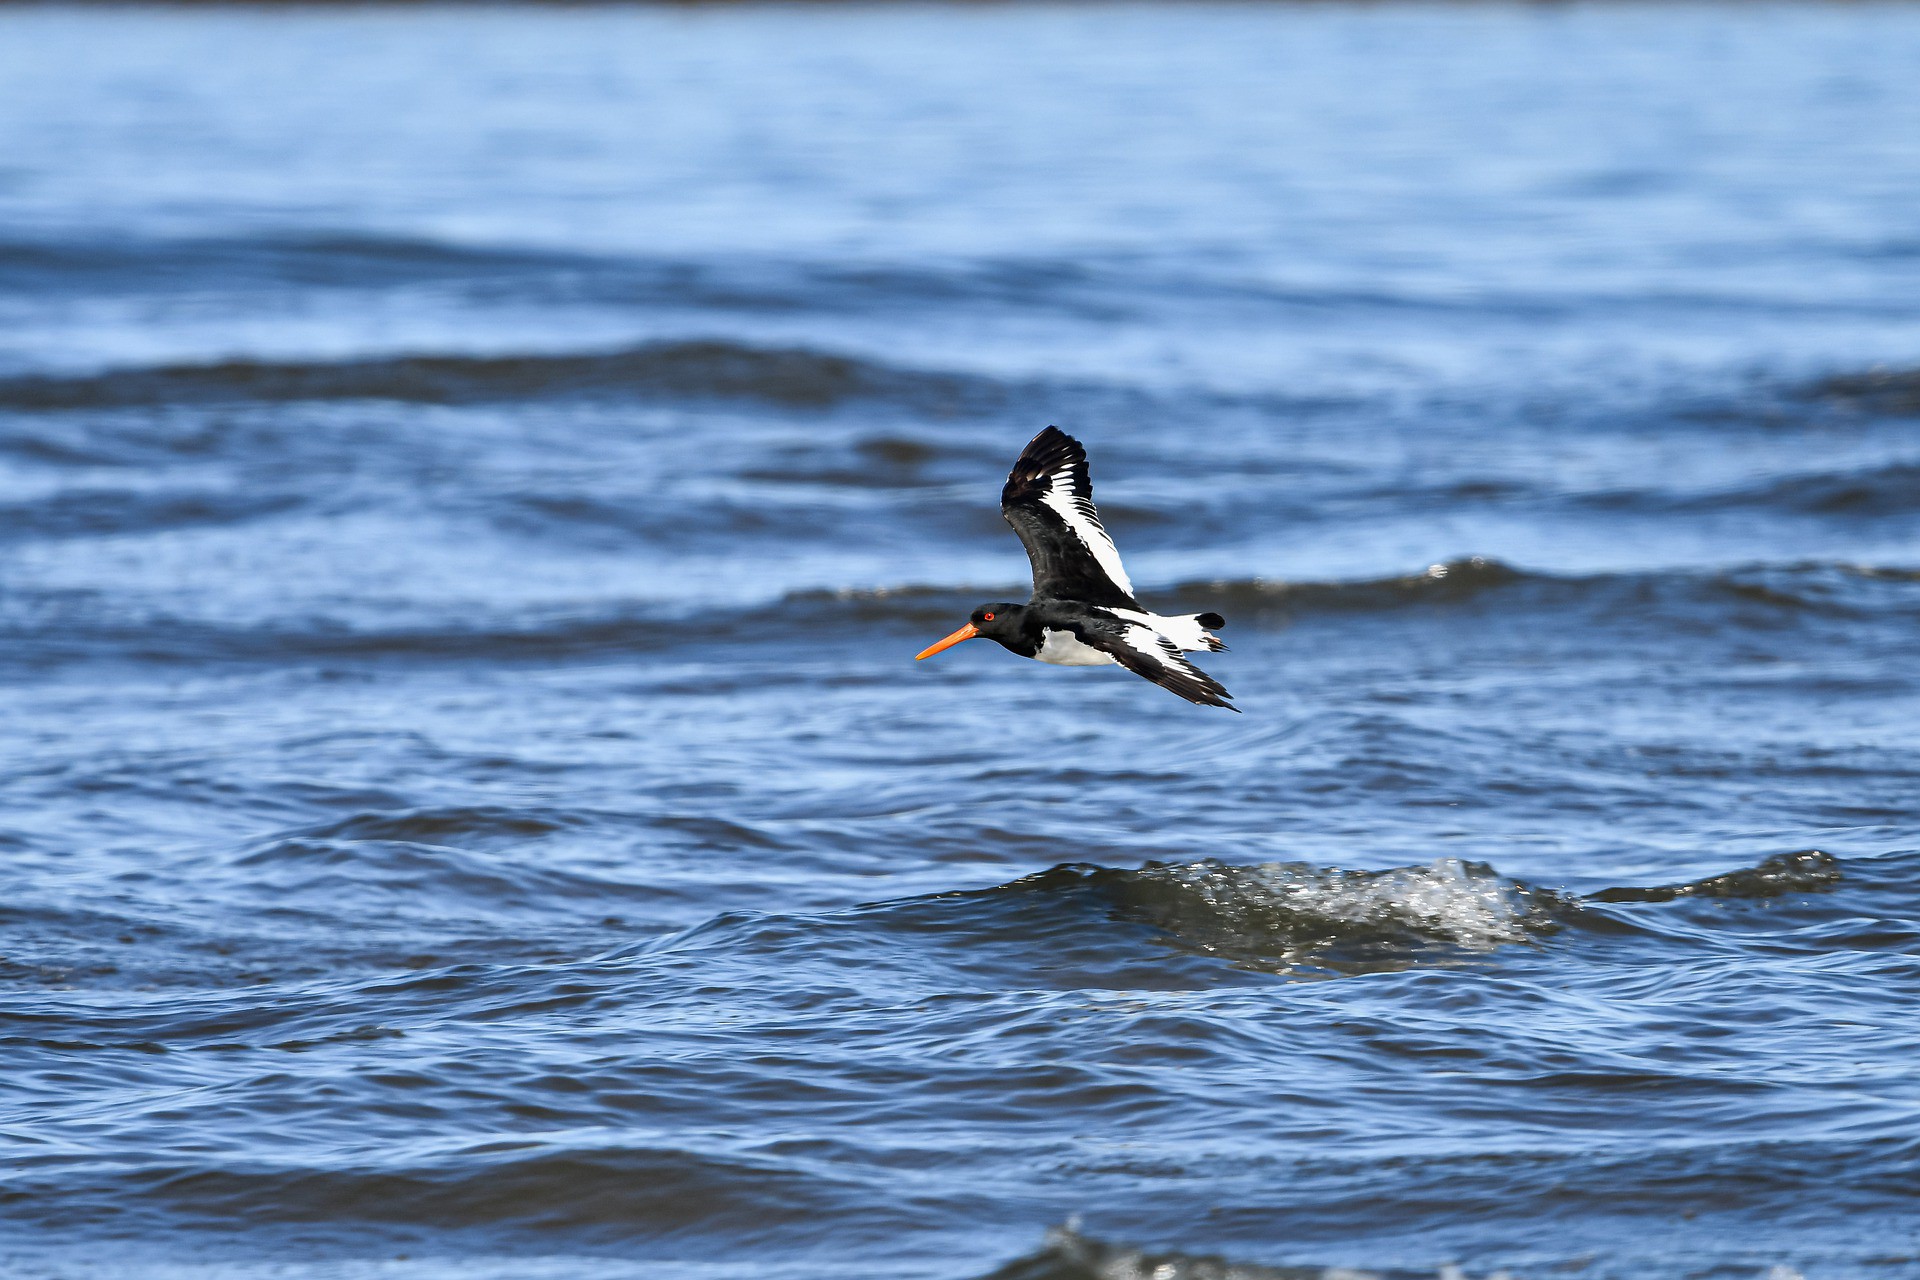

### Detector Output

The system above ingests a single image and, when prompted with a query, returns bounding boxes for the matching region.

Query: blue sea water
[2,4,1920,1277]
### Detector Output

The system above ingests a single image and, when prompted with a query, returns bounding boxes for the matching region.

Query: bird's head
[915,603,1025,660]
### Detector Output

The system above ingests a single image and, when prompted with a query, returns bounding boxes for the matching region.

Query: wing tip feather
[1101,628,1238,710]
[1002,425,1087,506]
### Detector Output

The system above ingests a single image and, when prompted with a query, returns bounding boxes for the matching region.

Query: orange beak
[915,622,978,661]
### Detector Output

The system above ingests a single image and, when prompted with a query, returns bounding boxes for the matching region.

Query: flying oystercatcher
[915,426,1236,710]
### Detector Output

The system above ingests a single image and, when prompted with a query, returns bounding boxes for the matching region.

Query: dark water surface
[4,5,1920,1277]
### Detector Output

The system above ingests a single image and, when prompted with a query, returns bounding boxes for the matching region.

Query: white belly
[1034,628,1117,667]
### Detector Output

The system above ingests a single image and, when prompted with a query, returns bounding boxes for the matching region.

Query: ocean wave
[1803,366,1920,416]
[11,1143,874,1242]
[6,558,1917,670]
[782,560,1534,628]
[1587,850,1841,903]
[225,836,635,915]
[0,230,1134,319]
[1158,557,1920,621]
[627,854,1555,989]
[0,227,1526,327]
[1550,460,1920,517]
[0,487,302,542]
[0,597,688,666]
[12,231,1914,340]
[1576,849,1920,957]
[301,804,585,849]
[0,230,587,299]
[0,338,999,413]
[1649,461,1920,517]
[975,857,1562,976]
[641,848,1854,986]
[819,558,1920,625]
[1757,460,1920,516]
[984,1226,1417,1280]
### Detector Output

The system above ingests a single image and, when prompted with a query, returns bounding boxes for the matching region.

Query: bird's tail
[1196,612,1227,652]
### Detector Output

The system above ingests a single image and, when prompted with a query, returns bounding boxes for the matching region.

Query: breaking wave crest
[650,850,1840,986]
[635,855,1548,988]
[983,857,1561,975]
[985,1227,1425,1280]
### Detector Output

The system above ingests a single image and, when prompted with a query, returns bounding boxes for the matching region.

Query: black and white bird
[915,426,1236,711]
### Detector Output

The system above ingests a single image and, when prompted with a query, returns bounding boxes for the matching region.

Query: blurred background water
[3,4,1920,1278]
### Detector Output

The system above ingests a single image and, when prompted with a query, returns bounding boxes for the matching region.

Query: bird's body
[916,427,1237,711]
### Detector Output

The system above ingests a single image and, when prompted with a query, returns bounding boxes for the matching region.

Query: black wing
[1079,616,1239,712]
[1000,426,1139,609]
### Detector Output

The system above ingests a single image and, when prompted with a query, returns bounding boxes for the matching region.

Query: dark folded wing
[1000,426,1139,609]
[1081,617,1238,711]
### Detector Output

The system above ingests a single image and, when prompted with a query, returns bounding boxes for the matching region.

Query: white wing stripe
[1122,622,1218,678]
[1120,623,1181,670]
[1110,607,1207,653]
[1039,465,1134,596]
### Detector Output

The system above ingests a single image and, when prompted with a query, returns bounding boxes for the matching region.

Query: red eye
[983,612,995,621]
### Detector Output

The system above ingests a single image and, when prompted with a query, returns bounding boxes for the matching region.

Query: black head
[968,602,1026,642]
[915,602,1027,661]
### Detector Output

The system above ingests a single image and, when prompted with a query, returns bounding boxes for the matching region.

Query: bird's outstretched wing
[1001,426,1140,609]
[1081,617,1238,711]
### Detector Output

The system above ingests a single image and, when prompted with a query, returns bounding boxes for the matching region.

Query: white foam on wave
[1022,1225,1568,1280]
[1106,857,1554,972]
[1020,1229,1806,1280]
